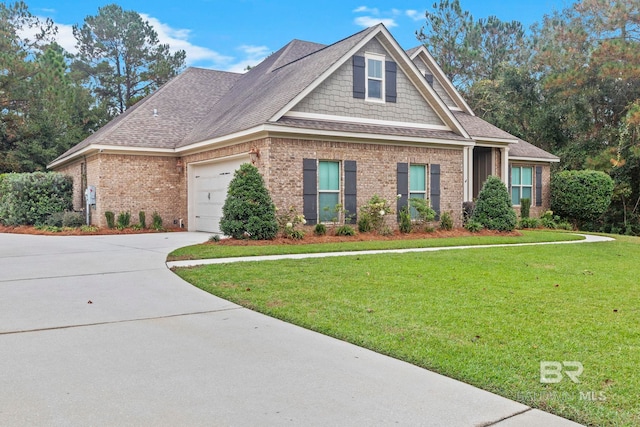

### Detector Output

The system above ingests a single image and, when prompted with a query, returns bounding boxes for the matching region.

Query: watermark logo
[540,361,583,383]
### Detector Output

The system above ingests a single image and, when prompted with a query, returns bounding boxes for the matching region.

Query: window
[318,161,340,222]
[511,166,533,205]
[409,164,427,218]
[366,55,384,101]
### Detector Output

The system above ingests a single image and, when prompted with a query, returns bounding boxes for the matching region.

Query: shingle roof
[51,24,559,166]
[180,26,378,146]
[452,111,518,141]
[510,138,560,161]
[53,67,242,161]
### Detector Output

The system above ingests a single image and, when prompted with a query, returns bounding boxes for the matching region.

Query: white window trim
[511,165,533,207]
[318,160,341,223]
[365,53,385,103]
[409,164,429,220]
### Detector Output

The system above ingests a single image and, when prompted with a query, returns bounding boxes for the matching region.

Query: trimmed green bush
[314,223,327,236]
[520,198,531,219]
[105,211,115,229]
[0,172,73,226]
[472,176,517,231]
[399,205,412,233]
[152,212,163,230]
[220,163,278,240]
[439,211,454,231]
[117,211,131,229]
[336,224,356,236]
[465,220,483,232]
[139,211,146,229]
[551,170,614,226]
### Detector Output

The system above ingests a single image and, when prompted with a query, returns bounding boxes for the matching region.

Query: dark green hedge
[0,172,73,226]
[551,170,614,225]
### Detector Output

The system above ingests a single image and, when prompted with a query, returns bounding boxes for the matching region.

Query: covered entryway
[473,147,493,199]
[189,156,249,233]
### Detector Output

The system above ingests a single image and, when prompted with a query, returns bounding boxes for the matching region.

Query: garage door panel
[192,159,247,233]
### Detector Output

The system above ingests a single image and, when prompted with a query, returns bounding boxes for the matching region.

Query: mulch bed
[0,225,185,236]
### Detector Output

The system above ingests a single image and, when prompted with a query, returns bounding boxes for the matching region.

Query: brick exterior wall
[54,139,551,230]
[57,154,184,228]
[292,39,444,126]
[265,137,464,226]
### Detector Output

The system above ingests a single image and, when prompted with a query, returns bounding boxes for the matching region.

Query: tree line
[419,0,640,234]
[0,1,185,172]
[2,1,639,233]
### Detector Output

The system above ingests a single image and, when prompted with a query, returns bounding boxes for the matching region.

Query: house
[49,24,559,232]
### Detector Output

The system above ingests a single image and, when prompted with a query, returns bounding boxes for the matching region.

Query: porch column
[463,146,473,201]
[501,146,509,186]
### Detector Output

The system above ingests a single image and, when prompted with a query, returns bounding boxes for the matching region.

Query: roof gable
[408,45,474,115]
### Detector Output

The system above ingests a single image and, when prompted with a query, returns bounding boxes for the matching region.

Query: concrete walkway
[0,232,600,426]
[167,233,614,268]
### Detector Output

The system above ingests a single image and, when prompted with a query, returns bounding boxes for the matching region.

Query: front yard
[172,231,639,426]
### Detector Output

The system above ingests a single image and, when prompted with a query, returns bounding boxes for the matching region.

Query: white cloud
[353,6,379,14]
[406,9,423,21]
[226,45,270,73]
[354,16,398,28]
[54,22,77,54]
[140,14,233,68]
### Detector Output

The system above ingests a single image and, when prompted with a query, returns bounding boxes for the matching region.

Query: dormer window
[366,55,384,101]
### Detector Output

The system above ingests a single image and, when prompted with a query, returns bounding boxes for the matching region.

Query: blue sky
[25,0,571,72]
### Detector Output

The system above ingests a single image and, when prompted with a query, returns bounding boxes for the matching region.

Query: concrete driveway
[0,232,583,426]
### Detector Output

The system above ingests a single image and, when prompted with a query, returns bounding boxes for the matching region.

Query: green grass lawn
[173,232,639,426]
[167,230,583,260]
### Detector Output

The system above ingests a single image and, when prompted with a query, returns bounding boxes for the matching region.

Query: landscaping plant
[551,170,614,228]
[472,176,517,231]
[220,163,278,240]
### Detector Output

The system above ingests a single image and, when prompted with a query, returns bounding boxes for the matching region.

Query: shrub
[357,216,371,233]
[276,206,306,239]
[139,211,146,229]
[359,195,394,234]
[117,212,131,229]
[520,198,531,219]
[518,217,540,229]
[471,176,517,231]
[45,212,65,227]
[0,172,73,226]
[462,201,476,225]
[209,234,221,243]
[220,163,278,240]
[152,211,163,230]
[410,198,436,231]
[439,211,454,230]
[62,211,85,227]
[551,170,614,227]
[465,220,483,232]
[399,205,412,233]
[335,225,356,236]
[314,223,327,236]
[105,211,115,229]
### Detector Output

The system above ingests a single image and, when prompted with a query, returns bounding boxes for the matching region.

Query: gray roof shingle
[52,24,558,166]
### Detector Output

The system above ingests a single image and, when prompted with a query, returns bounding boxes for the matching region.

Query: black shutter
[303,159,318,225]
[397,163,408,222]
[353,56,365,99]
[430,164,441,219]
[385,61,397,103]
[535,166,543,207]
[344,161,357,224]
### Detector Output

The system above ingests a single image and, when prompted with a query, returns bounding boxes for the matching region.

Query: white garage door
[192,157,247,233]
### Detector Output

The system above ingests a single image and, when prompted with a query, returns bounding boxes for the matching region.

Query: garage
[190,156,249,233]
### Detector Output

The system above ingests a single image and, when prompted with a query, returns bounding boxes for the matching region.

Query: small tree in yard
[472,175,517,231]
[220,163,278,240]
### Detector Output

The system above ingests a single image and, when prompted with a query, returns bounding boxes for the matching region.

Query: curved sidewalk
[167,233,614,268]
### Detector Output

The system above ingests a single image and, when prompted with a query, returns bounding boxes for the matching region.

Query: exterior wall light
[249,147,260,164]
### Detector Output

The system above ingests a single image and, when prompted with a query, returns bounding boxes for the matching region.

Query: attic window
[366,54,384,101]
[366,55,384,100]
